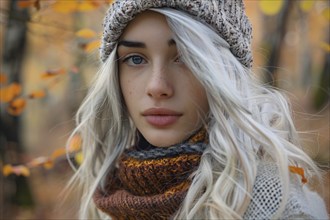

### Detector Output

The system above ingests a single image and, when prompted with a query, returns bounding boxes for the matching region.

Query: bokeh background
[0,0,329,219]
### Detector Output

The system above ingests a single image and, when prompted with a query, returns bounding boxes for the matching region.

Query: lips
[142,108,182,127]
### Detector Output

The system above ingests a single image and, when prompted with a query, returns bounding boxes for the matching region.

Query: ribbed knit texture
[101,0,253,68]
[93,128,208,219]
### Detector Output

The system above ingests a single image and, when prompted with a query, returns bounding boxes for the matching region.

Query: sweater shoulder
[243,162,328,220]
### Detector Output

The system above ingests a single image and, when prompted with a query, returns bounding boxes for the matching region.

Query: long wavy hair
[67,8,320,219]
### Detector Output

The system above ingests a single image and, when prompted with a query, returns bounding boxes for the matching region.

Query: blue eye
[123,55,146,65]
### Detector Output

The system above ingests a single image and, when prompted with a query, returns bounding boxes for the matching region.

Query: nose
[146,66,174,99]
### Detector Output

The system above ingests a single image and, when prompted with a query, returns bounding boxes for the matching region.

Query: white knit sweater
[243,162,329,219]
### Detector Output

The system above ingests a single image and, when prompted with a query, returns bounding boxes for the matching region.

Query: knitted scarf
[93,128,208,220]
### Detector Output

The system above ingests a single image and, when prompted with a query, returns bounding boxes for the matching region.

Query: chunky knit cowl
[93,129,208,219]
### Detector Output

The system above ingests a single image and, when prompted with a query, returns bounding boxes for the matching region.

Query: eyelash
[122,55,147,66]
[120,54,183,66]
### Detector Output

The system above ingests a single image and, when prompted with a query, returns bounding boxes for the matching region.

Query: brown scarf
[93,129,208,219]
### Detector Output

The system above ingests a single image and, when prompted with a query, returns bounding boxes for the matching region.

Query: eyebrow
[118,40,146,48]
[118,39,176,48]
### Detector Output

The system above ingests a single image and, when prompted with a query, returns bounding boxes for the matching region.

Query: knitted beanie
[101,0,253,68]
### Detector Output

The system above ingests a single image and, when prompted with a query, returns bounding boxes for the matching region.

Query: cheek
[120,75,132,95]
[120,77,140,117]
[120,77,132,105]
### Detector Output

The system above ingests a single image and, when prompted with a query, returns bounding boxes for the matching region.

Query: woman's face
[118,11,209,147]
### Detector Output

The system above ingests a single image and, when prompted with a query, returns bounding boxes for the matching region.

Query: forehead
[119,11,172,40]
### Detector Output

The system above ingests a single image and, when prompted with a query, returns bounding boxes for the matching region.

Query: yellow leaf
[84,40,101,52]
[52,1,78,13]
[29,89,46,99]
[76,28,97,39]
[322,7,330,21]
[3,164,13,176]
[0,83,21,103]
[77,1,99,12]
[0,73,7,84]
[299,1,314,12]
[8,98,26,116]
[320,42,330,52]
[74,151,84,165]
[259,0,284,16]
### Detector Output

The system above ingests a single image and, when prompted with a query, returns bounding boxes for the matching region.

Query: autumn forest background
[0,0,329,219]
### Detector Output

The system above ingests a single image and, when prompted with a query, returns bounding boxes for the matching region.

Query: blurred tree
[314,51,329,110]
[261,0,295,86]
[0,0,34,218]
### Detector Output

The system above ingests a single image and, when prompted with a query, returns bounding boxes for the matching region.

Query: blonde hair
[67,8,320,219]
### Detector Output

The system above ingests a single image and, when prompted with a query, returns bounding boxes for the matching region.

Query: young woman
[68,0,329,219]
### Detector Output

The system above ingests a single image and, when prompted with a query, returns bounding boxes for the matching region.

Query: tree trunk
[262,0,295,86]
[1,0,34,219]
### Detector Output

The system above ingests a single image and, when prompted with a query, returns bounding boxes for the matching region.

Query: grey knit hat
[101,0,253,68]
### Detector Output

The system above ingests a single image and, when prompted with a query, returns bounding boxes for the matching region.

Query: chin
[144,133,185,148]
[139,127,198,147]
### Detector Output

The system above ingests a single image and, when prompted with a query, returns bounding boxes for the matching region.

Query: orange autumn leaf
[29,89,46,99]
[17,0,40,10]
[43,160,54,169]
[76,28,97,39]
[27,156,53,169]
[28,156,49,167]
[28,156,54,169]
[50,148,66,160]
[7,98,27,116]
[17,165,30,176]
[17,0,34,8]
[52,1,79,13]
[40,68,66,79]
[0,73,7,84]
[3,164,13,176]
[0,83,22,103]
[68,135,82,152]
[3,164,30,177]
[83,40,101,52]
[289,166,307,184]
[15,165,30,176]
